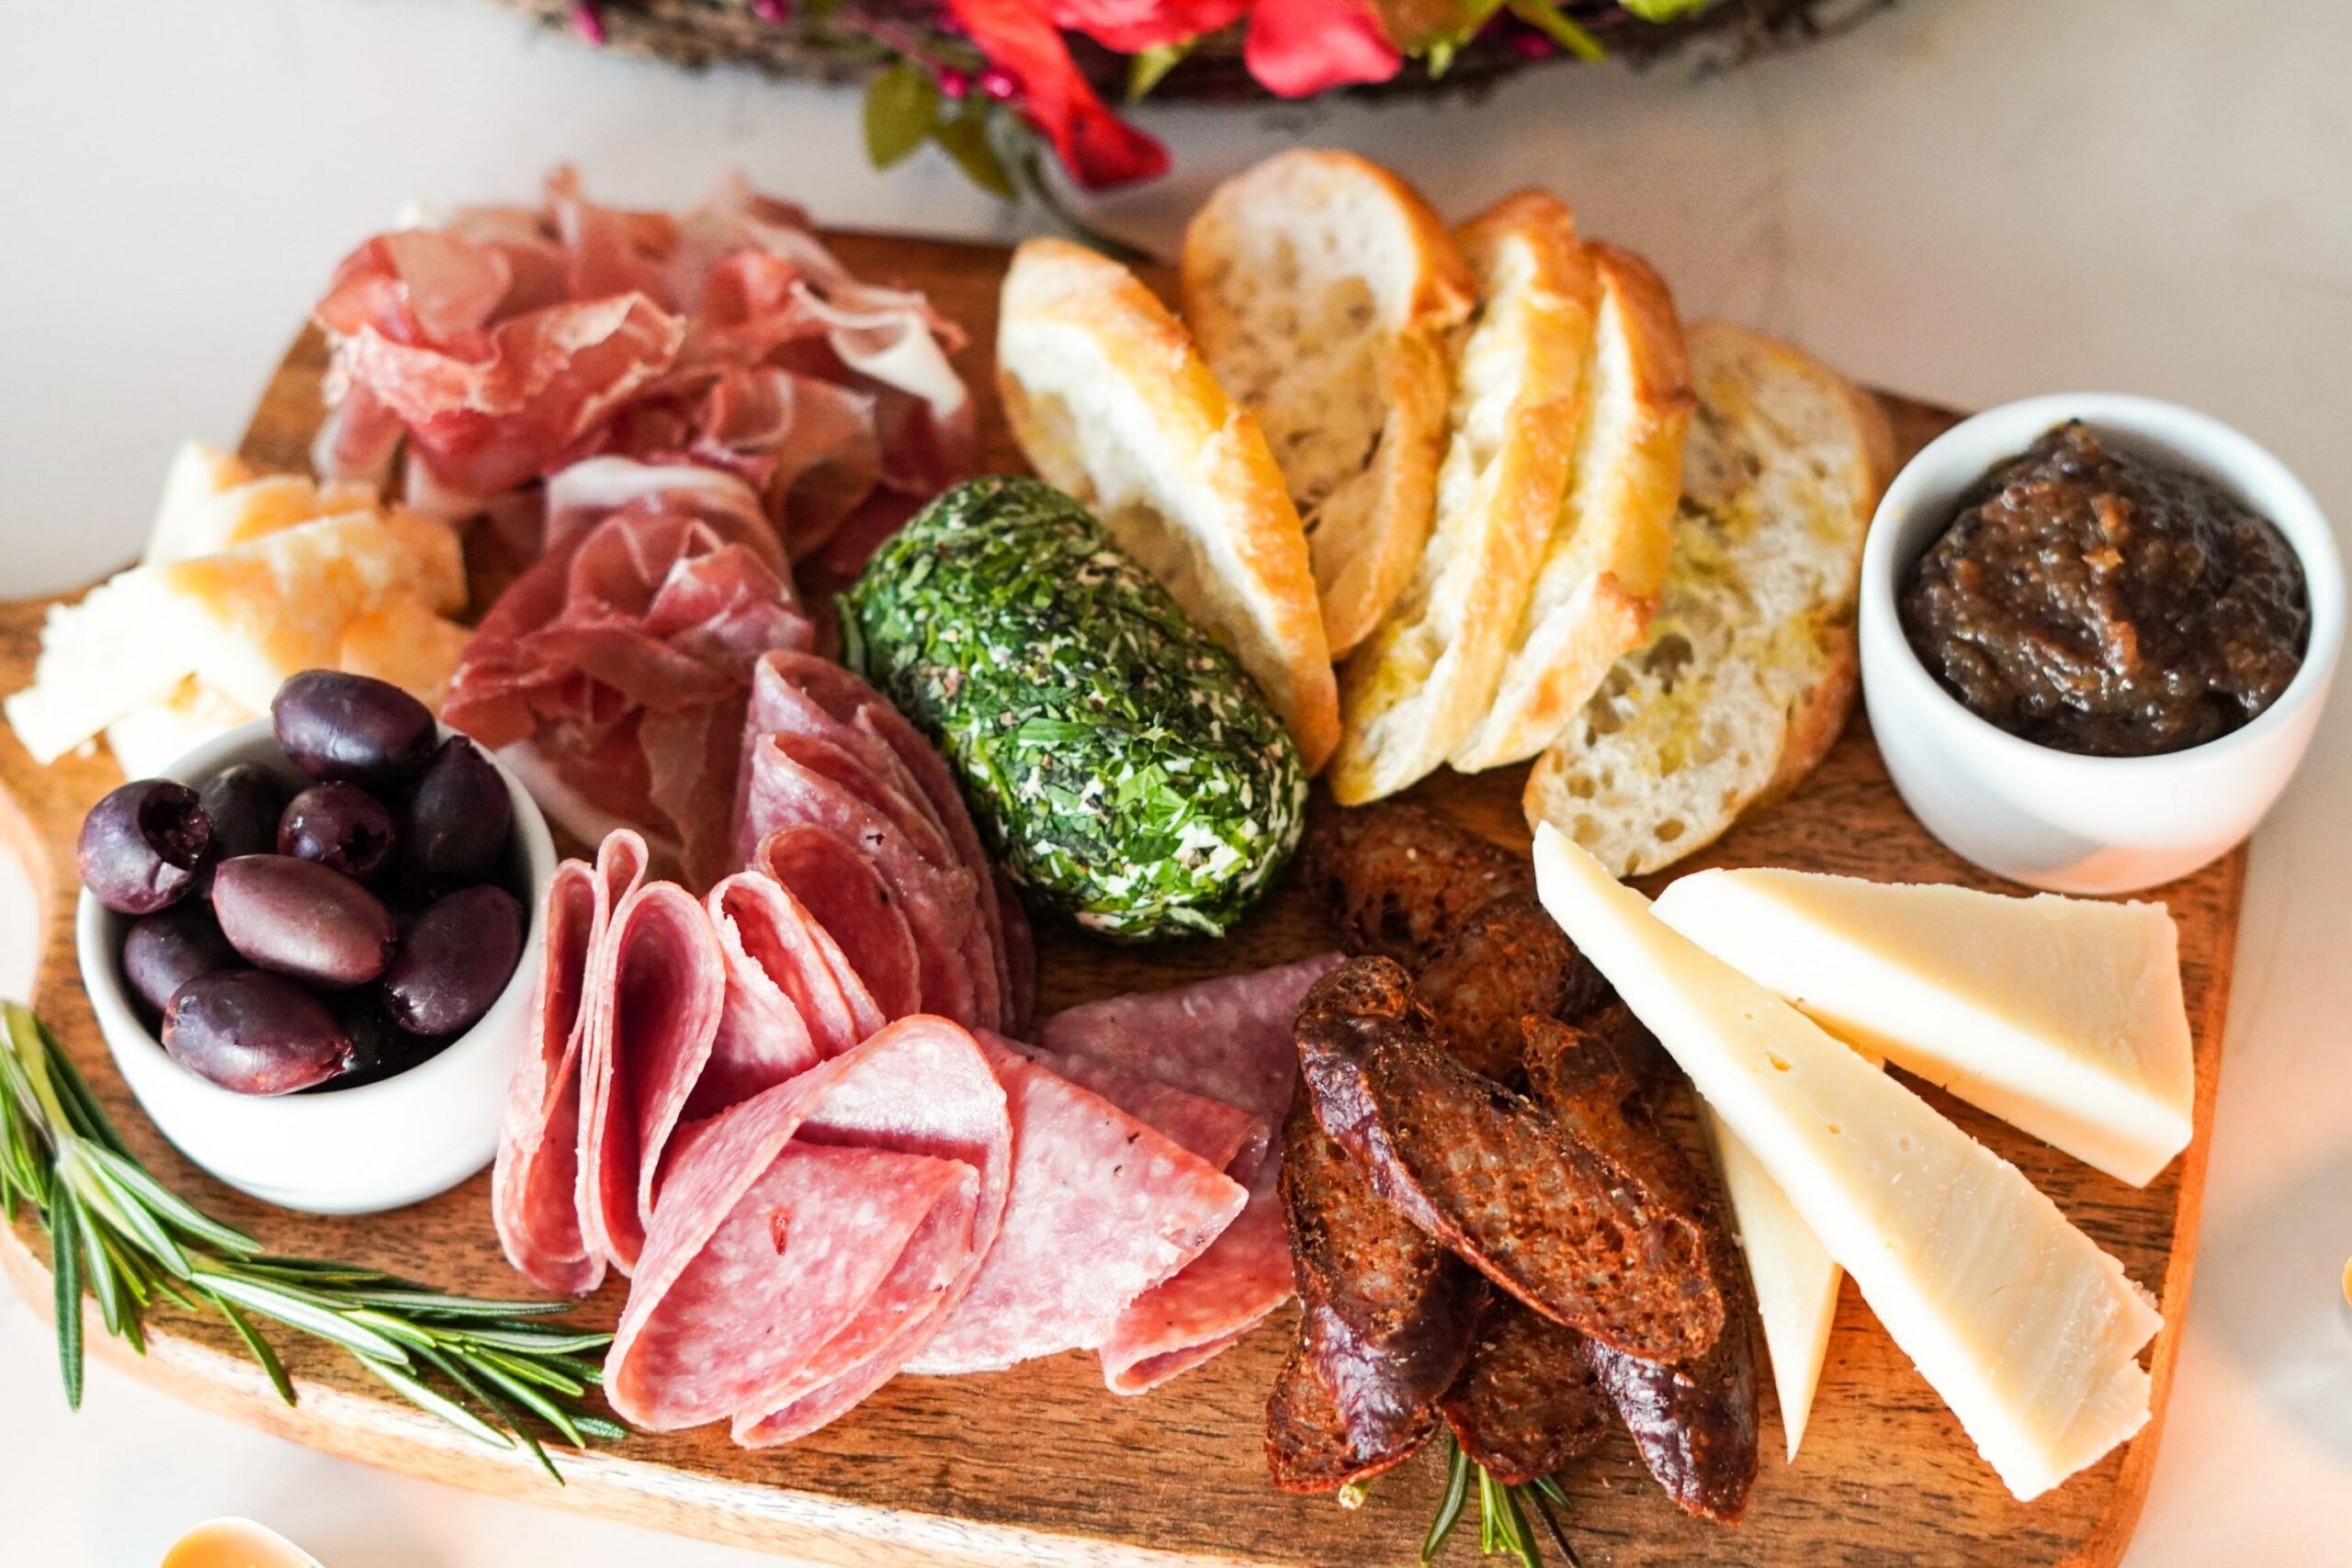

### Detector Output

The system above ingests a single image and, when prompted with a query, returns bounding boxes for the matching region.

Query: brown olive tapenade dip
[1900,421,2309,756]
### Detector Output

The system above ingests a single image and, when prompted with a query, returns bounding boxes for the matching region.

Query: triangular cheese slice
[1653,868,2193,1187]
[1534,827,2161,1502]
[1700,1102,1842,1462]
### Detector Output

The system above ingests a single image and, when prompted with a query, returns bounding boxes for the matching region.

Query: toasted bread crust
[998,237,1340,771]
[1182,151,1474,658]
[1451,244,1691,773]
[1329,191,1598,804]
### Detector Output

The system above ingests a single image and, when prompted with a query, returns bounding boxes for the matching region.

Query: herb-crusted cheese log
[844,478,1307,939]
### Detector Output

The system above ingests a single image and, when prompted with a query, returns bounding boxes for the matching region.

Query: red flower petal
[1044,0,1249,56]
[942,0,1171,188]
[1244,0,1403,97]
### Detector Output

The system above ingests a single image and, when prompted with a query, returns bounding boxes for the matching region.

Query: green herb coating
[843,477,1307,940]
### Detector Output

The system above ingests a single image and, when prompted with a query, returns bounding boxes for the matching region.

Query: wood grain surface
[0,231,2241,1568]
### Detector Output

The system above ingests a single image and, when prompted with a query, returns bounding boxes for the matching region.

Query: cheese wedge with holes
[1533,826,2161,1501]
[1653,868,2194,1187]
[1701,1100,1844,1463]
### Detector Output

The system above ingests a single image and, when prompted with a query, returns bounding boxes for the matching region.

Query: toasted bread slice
[1450,245,1691,772]
[1523,323,1896,876]
[998,237,1340,771]
[1327,193,1599,805]
[1182,150,1473,657]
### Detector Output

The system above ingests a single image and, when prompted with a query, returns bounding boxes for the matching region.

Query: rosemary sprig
[1421,1435,1583,1568]
[0,1002,624,1480]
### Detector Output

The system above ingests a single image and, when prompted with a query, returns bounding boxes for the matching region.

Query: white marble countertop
[4,0,2347,1562]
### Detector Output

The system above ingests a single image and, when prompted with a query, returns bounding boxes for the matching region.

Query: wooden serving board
[1,232,2241,1568]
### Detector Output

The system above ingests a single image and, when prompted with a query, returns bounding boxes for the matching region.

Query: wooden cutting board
[0,231,2241,1568]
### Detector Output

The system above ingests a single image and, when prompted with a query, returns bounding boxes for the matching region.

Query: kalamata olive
[401,737,513,888]
[272,671,437,794]
[211,854,398,987]
[77,779,214,914]
[121,903,239,1014]
[164,969,355,1095]
[278,781,395,879]
[326,991,433,1089]
[197,763,290,861]
[382,884,525,1036]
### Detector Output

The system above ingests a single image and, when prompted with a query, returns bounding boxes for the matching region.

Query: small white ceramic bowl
[77,717,555,1214]
[1860,393,2342,895]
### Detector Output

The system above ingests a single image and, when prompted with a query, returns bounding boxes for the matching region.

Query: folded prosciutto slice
[1037,954,1344,1393]
[737,649,1028,1032]
[604,1016,1012,1441]
[311,165,974,554]
[444,459,813,888]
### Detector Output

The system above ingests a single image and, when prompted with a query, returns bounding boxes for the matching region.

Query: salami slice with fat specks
[604,1017,1012,1438]
[752,825,922,1021]
[492,830,646,1294]
[698,870,887,1117]
[576,879,729,1277]
[906,1035,1248,1375]
[1037,955,1342,1393]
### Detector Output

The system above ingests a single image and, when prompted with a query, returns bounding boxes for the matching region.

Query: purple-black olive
[326,990,432,1089]
[210,854,397,988]
[77,779,214,914]
[401,737,513,889]
[381,884,524,1037]
[121,903,239,1014]
[278,781,396,879]
[272,671,437,794]
[164,969,355,1095]
[197,763,290,862]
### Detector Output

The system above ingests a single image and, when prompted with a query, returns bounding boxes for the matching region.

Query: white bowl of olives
[74,672,556,1215]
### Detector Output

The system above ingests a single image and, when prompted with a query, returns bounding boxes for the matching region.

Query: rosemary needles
[1422,1435,1583,1568]
[0,1002,625,1479]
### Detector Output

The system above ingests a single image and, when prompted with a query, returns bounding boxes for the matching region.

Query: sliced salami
[604,1016,1011,1439]
[907,1035,1248,1376]
[1037,955,1341,1393]
[698,870,884,1116]
[752,826,922,1021]
[491,830,646,1294]
[576,879,729,1277]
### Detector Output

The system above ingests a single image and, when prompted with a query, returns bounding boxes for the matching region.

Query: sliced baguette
[1327,192,1599,805]
[1450,244,1691,772]
[997,237,1340,771]
[1182,150,1473,657]
[1523,322,1896,876]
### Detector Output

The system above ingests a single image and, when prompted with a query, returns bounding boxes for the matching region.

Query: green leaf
[864,61,941,170]
[1422,1436,1473,1561]
[1505,0,1607,61]
[51,1190,84,1408]
[1126,39,1196,103]
[933,103,1016,200]
[84,1143,254,1256]
[356,1356,513,1451]
[1618,0,1715,19]
[210,1292,296,1406]
[195,1271,410,1362]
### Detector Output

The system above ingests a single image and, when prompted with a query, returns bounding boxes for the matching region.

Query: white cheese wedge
[103,679,260,779]
[1653,868,2194,1187]
[4,569,198,761]
[1700,1103,1842,1462]
[1533,827,2162,1501]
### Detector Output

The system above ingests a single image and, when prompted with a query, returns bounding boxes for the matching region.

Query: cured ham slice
[751,826,922,1022]
[1037,954,1343,1393]
[907,1035,1249,1375]
[492,830,647,1294]
[577,881,729,1277]
[311,166,974,546]
[444,460,813,888]
[738,649,1028,1031]
[604,1016,1012,1441]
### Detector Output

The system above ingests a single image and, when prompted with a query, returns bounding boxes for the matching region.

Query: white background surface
[4,0,2348,1562]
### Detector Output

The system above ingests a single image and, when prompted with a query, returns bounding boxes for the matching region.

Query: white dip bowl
[76,717,555,1214]
[1860,393,2342,895]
